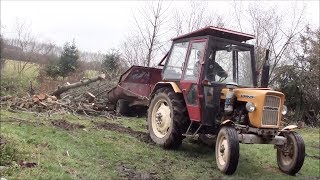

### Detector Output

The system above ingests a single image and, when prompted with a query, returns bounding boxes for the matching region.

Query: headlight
[282,105,288,115]
[245,102,256,112]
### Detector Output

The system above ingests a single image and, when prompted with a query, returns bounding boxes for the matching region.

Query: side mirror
[260,49,270,88]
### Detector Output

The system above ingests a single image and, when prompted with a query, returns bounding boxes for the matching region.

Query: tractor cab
[161,26,256,87]
[160,26,257,125]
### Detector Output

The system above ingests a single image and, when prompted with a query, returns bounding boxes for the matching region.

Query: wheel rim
[217,136,229,166]
[280,139,295,166]
[151,99,171,138]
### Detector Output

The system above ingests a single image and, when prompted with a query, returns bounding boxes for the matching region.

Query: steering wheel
[207,71,227,82]
[218,76,227,82]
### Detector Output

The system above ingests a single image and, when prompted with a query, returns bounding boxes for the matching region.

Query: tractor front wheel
[215,126,239,175]
[277,132,305,175]
[147,87,188,149]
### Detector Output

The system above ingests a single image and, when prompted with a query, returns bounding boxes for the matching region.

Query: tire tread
[148,87,189,149]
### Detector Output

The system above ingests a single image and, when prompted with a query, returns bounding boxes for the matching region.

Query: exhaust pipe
[260,49,270,88]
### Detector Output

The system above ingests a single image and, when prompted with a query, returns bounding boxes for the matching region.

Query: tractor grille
[262,95,281,126]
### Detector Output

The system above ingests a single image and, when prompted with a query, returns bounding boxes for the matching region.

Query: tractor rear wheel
[277,132,305,175]
[148,87,188,149]
[215,126,239,175]
[115,99,129,116]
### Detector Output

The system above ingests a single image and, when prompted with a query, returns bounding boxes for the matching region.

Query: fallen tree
[51,74,106,98]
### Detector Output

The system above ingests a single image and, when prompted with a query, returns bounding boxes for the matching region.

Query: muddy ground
[116,162,158,180]
[51,119,85,131]
[94,121,154,144]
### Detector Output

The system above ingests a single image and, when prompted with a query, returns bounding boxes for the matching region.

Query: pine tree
[102,49,121,77]
[59,41,79,78]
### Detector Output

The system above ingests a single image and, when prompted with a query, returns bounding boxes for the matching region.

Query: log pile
[0,74,117,118]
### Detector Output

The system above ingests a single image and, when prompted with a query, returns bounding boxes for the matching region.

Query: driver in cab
[193,50,228,81]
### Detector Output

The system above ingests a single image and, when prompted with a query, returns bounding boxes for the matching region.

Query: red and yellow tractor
[146,26,305,175]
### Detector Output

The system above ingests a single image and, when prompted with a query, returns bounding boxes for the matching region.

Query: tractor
[147,26,305,175]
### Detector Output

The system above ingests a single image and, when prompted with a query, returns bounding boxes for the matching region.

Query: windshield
[206,40,254,87]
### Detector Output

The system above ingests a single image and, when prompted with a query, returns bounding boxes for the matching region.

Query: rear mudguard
[152,82,182,94]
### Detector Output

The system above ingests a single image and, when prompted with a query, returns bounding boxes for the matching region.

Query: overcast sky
[1,1,319,53]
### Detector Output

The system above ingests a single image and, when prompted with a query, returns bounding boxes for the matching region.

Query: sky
[1,1,319,54]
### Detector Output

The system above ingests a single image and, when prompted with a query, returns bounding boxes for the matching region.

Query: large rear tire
[277,132,305,175]
[215,126,239,175]
[147,87,188,149]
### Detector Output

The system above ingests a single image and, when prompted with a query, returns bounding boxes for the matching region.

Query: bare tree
[171,1,225,36]
[0,33,4,71]
[5,20,57,75]
[231,2,307,85]
[135,1,170,67]
[121,34,147,66]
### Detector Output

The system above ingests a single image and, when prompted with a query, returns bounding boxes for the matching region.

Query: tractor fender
[152,82,182,94]
[220,120,235,126]
[280,125,298,131]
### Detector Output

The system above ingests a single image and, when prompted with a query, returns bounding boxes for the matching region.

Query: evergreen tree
[59,41,79,78]
[45,61,60,79]
[102,49,121,77]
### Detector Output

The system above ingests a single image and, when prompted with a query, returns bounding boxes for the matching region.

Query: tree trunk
[51,74,105,98]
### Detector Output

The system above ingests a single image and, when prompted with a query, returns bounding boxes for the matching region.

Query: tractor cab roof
[172,26,255,42]
[158,27,255,66]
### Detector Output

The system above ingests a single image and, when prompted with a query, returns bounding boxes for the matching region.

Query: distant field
[1,59,99,79]
[0,59,100,95]
[1,59,40,79]
[0,109,319,179]
[0,60,40,96]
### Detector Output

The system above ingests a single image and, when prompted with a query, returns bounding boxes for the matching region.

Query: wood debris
[0,74,117,118]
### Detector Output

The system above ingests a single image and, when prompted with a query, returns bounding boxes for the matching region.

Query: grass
[0,109,319,179]
[1,59,40,96]
[84,70,99,78]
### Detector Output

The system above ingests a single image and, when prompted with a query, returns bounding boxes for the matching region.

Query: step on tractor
[146,26,305,175]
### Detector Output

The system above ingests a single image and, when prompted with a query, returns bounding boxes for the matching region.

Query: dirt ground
[94,121,154,144]
[0,135,7,149]
[51,119,85,131]
[116,162,158,180]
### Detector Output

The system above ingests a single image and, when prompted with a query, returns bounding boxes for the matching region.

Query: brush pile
[0,74,117,118]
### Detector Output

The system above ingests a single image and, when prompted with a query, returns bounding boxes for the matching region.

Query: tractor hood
[221,88,285,128]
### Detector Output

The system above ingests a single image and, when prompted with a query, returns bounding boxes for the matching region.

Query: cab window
[163,42,189,80]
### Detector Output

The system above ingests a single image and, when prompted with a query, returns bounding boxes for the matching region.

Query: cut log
[32,96,40,103]
[84,92,95,103]
[51,74,106,98]
[0,95,13,101]
[37,93,47,100]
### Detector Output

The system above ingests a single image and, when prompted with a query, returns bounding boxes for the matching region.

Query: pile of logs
[0,74,117,118]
